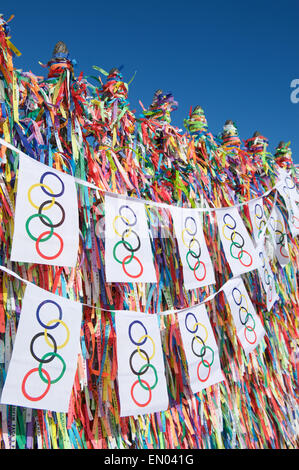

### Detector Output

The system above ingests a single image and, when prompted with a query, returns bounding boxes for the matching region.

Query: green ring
[230,242,244,260]
[26,214,54,242]
[137,363,158,390]
[243,312,256,330]
[38,352,66,384]
[113,240,134,264]
[186,250,200,271]
[199,346,214,368]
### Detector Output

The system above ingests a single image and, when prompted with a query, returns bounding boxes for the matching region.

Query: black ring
[121,229,141,252]
[239,306,249,325]
[191,335,206,358]
[274,229,285,245]
[38,200,66,228]
[30,332,57,363]
[188,238,201,259]
[119,205,137,227]
[129,349,150,376]
[230,231,245,249]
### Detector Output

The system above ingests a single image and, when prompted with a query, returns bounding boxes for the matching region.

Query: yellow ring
[238,294,249,312]
[181,228,196,249]
[112,215,132,238]
[222,223,235,241]
[254,214,265,230]
[137,334,156,361]
[28,183,55,210]
[193,322,208,343]
[44,319,70,350]
[274,219,284,233]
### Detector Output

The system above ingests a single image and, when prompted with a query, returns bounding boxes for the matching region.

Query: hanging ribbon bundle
[0,15,298,450]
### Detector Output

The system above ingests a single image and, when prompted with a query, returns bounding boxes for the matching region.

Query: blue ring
[254,203,263,219]
[223,213,237,230]
[128,320,148,346]
[184,216,197,236]
[185,312,199,334]
[40,171,65,197]
[232,287,242,306]
[258,251,265,268]
[36,300,63,330]
[119,205,137,227]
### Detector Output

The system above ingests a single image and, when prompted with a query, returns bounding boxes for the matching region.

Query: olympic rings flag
[267,206,290,267]
[114,311,168,417]
[276,170,299,237]
[171,207,215,290]
[277,168,299,203]
[248,199,267,244]
[10,154,79,267]
[104,195,157,283]
[223,277,266,356]
[0,283,82,412]
[257,247,279,311]
[215,207,260,276]
[178,305,224,394]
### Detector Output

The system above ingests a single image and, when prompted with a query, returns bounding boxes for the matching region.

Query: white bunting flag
[171,207,215,290]
[276,170,299,237]
[178,305,224,394]
[104,195,157,283]
[1,283,82,412]
[277,168,299,203]
[115,311,168,417]
[268,206,290,266]
[11,153,79,267]
[248,199,267,244]
[257,246,279,311]
[223,277,266,355]
[215,207,260,276]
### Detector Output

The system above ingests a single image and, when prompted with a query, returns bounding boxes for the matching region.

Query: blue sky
[2,0,299,163]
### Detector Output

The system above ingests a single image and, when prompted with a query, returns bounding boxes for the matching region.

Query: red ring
[122,255,144,279]
[197,359,211,383]
[279,245,289,259]
[237,249,253,267]
[35,231,64,260]
[193,260,207,282]
[22,367,51,401]
[131,379,152,407]
[244,325,257,345]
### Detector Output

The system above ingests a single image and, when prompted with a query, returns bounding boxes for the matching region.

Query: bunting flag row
[0,16,298,450]
[6,149,298,291]
[0,265,265,417]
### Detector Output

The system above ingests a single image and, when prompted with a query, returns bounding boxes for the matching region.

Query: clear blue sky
[2,0,299,163]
